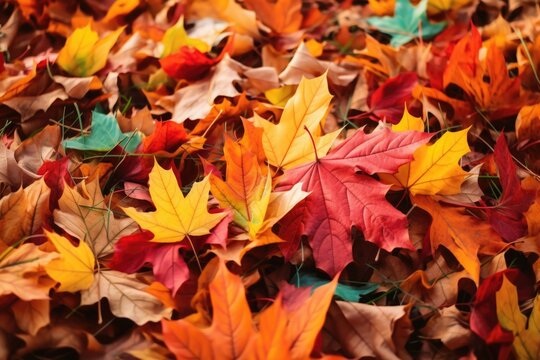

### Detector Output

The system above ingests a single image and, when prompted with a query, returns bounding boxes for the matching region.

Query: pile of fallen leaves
[1,0,540,358]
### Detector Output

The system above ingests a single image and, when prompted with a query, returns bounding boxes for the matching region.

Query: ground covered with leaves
[1,0,540,358]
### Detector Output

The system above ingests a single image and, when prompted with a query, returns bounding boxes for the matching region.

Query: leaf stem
[304,125,319,162]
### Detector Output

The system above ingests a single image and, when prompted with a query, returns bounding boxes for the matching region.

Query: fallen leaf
[57,25,124,77]
[496,274,540,359]
[63,111,141,153]
[243,0,302,34]
[0,178,50,248]
[123,160,227,243]
[54,177,138,258]
[110,231,189,296]
[256,72,340,169]
[163,259,338,359]
[81,270,172,325]
[366,0,446,47]
[44,230,95,292]
[422,306,471,350]
[487,134,533,241]
[0,243,58,301]
[277,127,431,275]
[11,299,50,336]
[380,127,470,196]
[413,195,506,283]
[325,301,412,359]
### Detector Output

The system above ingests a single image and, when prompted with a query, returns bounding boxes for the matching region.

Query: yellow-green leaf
[57,25,124,77]
[44,230,95,292]
[161,17,210,58]
[123,160,227,243]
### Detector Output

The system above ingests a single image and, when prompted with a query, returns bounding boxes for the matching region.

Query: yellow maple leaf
[380,127,470,195]
[123,160,227,243]
[264,85,296,107]
[57,25,124,77]
[44,230,95,292]
[496,275,540,359]
[256,72,340,169]
[392,105,424,132]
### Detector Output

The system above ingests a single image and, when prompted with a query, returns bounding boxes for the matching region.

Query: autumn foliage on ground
[1,0,540,358]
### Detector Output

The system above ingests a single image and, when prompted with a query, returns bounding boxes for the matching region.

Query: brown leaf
[325,301,413,360]
[0,178,50,248]
[0,243,57,300]
[15,322,101,358]
[11,299,50,336]
[422,306,471,350]
[14,125,61,182]
[0,141,24,188]
[54,178,138,258]
[81,270,172,325]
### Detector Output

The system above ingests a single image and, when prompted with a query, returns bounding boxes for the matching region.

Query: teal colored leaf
[63,112,141,153]
[366,0,446,47]
[291,271,378,302]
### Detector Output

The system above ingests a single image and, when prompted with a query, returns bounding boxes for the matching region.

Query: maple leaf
[243,0,302,34]
[439,26,532,123]
[54,177,138,258]
[487,134,533,241]
[380,127,470,196]
[162,259,338,359]
[161,47,221,81]
[211,136,272,236]
[421,306,471,350]
[38,157,72,210]
[56,25,124,77]
[412,195,506,283]
[516,104,540,147]
[63,111,142,153]
[366,0,446,47]
[255,72,341,170]
[0,178,50,249]
[325,301,412,359]
[277,127,432,275]
[497,274,540,359]
[142,120,205,160]
[0,243,58,301]
[109,231,189,296]
[162,21,209,59]
[392,105,425,132]
[81,269,172,325]
[123,160,227,243]
[12,299,50,336]
[367,72,418,123]
[44,230,95,292]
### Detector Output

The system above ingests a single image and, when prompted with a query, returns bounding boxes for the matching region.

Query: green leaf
[291,271,378,302]
[366,0,446,47]
[63,111,141,153]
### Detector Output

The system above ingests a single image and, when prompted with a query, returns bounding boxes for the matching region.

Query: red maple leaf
[276,127,432,275]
